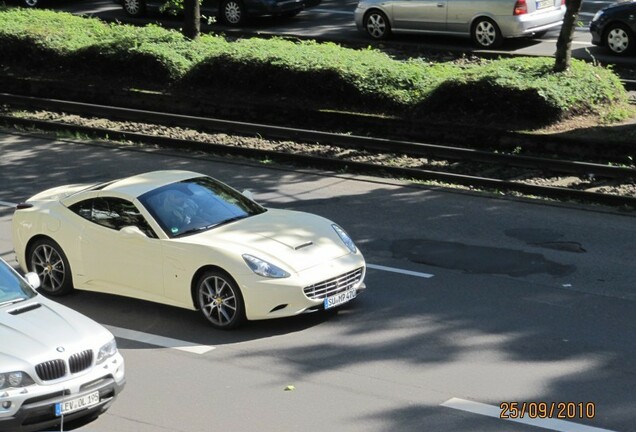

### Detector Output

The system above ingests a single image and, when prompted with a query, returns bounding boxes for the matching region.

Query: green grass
[0,7,631,126]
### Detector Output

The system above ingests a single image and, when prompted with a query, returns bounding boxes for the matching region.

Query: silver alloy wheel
[474,20,497,47]
[124,0,141,16]
[365,12,387,39]
[22,0,39,7]
[198,274,240,327]
[607,26,630,54]
[31,244,66,294]
[223,1,243,25]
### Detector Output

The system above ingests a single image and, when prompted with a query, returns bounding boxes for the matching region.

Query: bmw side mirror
[242,189,255,201]
[25,272,41,289]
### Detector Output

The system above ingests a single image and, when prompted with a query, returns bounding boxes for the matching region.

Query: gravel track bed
[5,109,636,199]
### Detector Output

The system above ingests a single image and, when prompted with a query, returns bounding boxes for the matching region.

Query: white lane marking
[441,398,618,432]
[0,200,16,207]
[105,325,216,354]
[367,263,434,279]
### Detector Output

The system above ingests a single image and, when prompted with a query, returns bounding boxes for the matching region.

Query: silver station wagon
[354,0,566,47]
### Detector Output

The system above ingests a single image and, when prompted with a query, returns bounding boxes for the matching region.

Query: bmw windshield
[139,176,266,238]
[0,260,36,306]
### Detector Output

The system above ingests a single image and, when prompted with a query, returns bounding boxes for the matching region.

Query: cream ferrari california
[12,170,366,329]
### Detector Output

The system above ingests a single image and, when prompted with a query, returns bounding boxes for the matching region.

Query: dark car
[590,0,636,55]
[117,0,314,25]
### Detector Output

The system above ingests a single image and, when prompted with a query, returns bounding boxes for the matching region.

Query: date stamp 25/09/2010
[499,402,596,420]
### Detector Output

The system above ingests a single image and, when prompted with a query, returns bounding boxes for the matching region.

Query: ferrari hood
[190,209,354,272]
[0,296,111,366]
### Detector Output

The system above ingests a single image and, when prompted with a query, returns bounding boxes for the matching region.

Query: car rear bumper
[498,6,565,37]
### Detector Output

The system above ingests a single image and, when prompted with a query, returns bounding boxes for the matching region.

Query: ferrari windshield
[139,176,266,238]
[0,260,36,306]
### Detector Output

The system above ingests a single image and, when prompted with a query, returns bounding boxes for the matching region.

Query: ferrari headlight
[96,339,118,365]
[332,224,357,253]
[0,371,34,389]
[243,255,290,278]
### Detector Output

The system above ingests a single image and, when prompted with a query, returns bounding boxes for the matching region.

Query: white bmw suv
[0,258,125,431]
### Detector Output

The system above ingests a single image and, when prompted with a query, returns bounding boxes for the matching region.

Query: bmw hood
[0,296,112,364]
[189,209,356,272]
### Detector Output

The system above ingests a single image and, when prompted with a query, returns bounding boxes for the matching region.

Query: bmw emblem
[56,347,65,353]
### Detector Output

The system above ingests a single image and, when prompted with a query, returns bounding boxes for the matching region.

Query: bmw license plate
[536,0,552,9]
[324,287,356,309]
[55,391,100,416]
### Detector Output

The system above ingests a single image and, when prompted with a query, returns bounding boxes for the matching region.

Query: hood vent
[8,303,42,315]
[294,241,314,250]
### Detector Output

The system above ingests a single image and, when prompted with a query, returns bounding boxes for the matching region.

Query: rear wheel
[123,0,146,17]
[363,10,391,40]
[219,0,246,26]
[605,23,633,55]
[471,17,503,48]
[28,238,73,296]
[196,270,246,329]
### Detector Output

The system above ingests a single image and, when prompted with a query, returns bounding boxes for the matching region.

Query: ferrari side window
[100,198,157,238]
[68,199,93,221]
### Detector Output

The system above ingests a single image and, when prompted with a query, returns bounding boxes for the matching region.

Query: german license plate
[55,391,100,416]
[324,287,356,309]
[536,0,552,9]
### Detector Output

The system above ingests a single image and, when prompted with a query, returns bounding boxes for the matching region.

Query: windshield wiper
[0,298,26,307]
[173,216,249,238]
[173,224,216,238]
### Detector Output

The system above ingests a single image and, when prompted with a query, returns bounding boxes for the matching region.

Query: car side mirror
[242,189,255,201]
[120,225,148,238]
[25,272,41,289]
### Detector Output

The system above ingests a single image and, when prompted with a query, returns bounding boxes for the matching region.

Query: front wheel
[28,238,74,296]
[363,10,391,40]
[196,270,246,329]
[471,17,503,48]
[219,0,247,26]
[605,24,633,55]
[123,0,146,17]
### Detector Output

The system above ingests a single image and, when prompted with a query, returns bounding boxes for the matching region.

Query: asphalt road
[1,130,635,432]
[13,0,636,66]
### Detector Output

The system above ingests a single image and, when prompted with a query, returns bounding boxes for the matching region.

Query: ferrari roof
[103,170,202,197]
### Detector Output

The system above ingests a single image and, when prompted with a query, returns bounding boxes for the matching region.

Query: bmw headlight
[243,254,290,278]
[0,371,34,389]
[96,339,118,365]
[332,224,357,253]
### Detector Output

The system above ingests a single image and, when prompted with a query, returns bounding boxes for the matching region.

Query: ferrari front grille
[303,267,364,300]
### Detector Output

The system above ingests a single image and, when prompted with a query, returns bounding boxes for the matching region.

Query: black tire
[471,17,503,48]
[123,0,146,17]
[28,238,74,296]
[219,0,246,26]
[605,23,634,56]
[21,0,40,7]
[282,10,301,18]
[196,270,246,329]
[363,10,391,40]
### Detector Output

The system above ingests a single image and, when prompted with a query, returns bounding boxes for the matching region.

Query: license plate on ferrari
[324,288,356,309]
[536,0,552,9]
[55,391,100,416]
